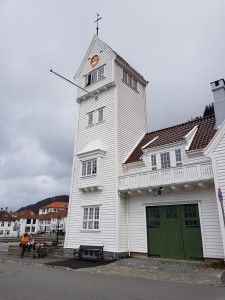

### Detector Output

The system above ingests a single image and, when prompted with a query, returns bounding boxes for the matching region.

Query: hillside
[18,195,69,214]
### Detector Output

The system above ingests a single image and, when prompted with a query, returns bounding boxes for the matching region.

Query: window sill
[81,174,97,179]
[86,77,106,88]
[80,229,101,233]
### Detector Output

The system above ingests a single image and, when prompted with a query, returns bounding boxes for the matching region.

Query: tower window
[82,206,100,230]
[82,159,97,176]
[123,70,138,91]
[97,107,104,123]
[86,66,104,86]
[87,111,94,126]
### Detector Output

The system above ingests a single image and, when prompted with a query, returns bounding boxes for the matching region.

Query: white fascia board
[141,140,185,155]
[76,82,116,103]
[184,125,199,150]
[204,119,225,156]
[185,148,204,155]
[122,133,146,164]
[142,136,159,149]
[114,58,148,87]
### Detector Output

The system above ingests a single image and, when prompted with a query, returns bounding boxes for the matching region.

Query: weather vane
[94,13,102,36]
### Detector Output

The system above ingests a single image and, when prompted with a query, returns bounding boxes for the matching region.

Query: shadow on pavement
[45,259,114,269]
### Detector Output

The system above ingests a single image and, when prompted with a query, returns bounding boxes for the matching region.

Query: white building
[38,202,68,215]
[0,211,18,237]
[65,36,225,261]
[38,210,67,234]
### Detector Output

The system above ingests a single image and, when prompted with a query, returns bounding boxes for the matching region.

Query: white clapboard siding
[115,63,147,176]
[127,187,224,258]
[213,133,225,218]
[119,197,128,251]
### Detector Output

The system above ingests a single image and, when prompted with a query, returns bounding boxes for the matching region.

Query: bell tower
[65,35,148,256]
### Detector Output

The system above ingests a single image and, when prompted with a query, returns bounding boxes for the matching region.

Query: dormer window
[86,65,104,86]
[160,152,171,169]
[151,154,157,171]
[123,70,138,91]
[175,149,182,166]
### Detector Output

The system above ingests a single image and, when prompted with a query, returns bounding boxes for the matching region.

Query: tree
[203,103,214,117]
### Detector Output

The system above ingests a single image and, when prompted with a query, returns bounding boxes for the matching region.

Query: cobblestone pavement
[79,257,225,286]
[0,250,224,287]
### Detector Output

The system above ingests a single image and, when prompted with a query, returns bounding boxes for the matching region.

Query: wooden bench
[74,245,104,260]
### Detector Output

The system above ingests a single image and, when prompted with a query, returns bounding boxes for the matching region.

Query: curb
[221,271,225,286]
[0,258,75,272]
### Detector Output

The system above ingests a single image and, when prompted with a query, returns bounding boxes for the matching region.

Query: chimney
[211,79,225,127]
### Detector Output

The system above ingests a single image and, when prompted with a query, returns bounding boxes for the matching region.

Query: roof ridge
[146,114,215,136]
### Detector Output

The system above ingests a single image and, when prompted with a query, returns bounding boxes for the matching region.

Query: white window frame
[123,70,138,91]
[87,111,94,126]
[151,154,157,171]
[86,65,105,86]
[97,107,104,123]
[82,158,97,176]
[82,206,100,231]
[175,149,182,166]
[160,152,171,169]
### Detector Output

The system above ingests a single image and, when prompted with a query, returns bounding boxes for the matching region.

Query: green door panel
[146,204,203,260]
[182,204,203,259]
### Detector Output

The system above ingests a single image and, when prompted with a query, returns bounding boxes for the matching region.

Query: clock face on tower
[90,55,99,67]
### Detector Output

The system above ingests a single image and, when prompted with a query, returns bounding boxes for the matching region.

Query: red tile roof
[0,211,16,221]
[39,209,68,220]
[40,202,68,209]
[125,115,216,164]
[12,210,39,219]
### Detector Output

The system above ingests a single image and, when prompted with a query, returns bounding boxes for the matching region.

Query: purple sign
[218,188,223,203]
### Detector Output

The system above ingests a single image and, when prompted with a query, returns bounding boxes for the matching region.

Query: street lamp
[56,216,61,245]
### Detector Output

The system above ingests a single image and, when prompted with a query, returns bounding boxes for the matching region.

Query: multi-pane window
[160,152,171,169]
[82,159,97,176]
[123,70,138,91]
[86,66,104,86]
[1,222,4,227]
[0,230,3,235]
[151,154,157,170]
[82,206,100,230]
[88,111,94,126]
[98,107,104,122]
[8,222,11,227]
[175,149,182,166]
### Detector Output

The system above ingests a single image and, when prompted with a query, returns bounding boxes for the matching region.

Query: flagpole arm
[50,69,89,93]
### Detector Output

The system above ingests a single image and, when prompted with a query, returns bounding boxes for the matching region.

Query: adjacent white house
[0,211,18,237]
[38,210,67,234]
[65,35,225,261]
[39,202,69,215]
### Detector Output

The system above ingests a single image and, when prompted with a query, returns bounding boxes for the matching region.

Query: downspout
[119,191,130,257]
[126,192,130,256]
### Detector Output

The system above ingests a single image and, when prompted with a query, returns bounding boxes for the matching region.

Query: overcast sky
[1,0,225,211]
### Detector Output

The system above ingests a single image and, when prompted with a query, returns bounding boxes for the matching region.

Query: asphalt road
[0,263,224,300]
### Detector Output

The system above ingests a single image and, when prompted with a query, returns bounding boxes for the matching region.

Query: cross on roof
[94,13,102,36]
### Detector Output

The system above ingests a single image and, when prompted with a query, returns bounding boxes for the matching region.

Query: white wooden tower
[64,35,148,255]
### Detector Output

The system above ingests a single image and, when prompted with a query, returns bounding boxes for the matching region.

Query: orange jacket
[21,235,28,245]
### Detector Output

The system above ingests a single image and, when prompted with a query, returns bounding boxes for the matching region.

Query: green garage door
[146,205,203,260]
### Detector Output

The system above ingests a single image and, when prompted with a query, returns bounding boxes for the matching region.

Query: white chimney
[210,79,225,127]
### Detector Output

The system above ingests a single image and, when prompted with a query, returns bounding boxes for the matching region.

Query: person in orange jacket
[20,232,28,258]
